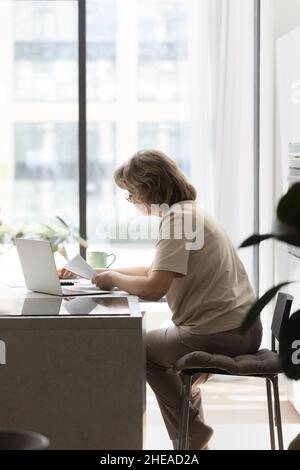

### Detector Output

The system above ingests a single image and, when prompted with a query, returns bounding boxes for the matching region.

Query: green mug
[87,251,116,269]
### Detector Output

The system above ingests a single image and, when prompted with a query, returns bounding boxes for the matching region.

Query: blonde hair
[114,149,197,206]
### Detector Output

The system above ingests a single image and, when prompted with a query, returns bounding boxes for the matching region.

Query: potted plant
[0,215,87,261]
[239,182,300,449]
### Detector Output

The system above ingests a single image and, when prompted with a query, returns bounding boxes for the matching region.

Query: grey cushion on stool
[174,349,283,376]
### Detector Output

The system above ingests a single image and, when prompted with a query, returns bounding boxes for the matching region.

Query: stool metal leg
[266,378,276,450]
[178,374,192,450]
[272,376,284,450]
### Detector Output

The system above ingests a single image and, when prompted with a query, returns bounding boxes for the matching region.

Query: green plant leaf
[239,282,293,334]
[0,215,87,251]
[55,216,87,247]
[48,235,68,249]
[239,233,274,248]
[40,224,57,235]
[0,224,15,244]
[0,224,15,233]
[72,234,88,247]
[277,182,300,230]
[55,215,70,229]
[57,245,69,261]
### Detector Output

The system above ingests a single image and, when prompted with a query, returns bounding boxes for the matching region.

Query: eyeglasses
[125,191,134,202]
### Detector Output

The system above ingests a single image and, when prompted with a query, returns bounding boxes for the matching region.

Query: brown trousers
[146,318,263,441]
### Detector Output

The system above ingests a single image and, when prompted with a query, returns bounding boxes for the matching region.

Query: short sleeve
[151,211,190,276]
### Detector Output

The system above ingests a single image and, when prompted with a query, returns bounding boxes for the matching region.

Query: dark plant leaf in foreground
[277,182,300,230]
[239,230,300,249]
[276,232,300,247]
[239,282,293,334]
[288,433,300,450]
[239,233,274,248]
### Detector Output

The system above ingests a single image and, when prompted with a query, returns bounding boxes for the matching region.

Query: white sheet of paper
[63,254,97,280]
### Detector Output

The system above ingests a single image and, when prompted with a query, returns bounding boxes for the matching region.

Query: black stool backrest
[271,292,293,352]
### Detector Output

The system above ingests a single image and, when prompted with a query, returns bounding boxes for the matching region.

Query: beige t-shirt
[151,201,256,335]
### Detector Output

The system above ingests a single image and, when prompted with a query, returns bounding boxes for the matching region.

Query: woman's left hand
[92,271,115,290]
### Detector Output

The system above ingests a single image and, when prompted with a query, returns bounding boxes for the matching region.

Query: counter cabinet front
[0,293,146,450]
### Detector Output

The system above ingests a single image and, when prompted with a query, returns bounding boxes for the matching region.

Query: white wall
[274,0,300,38]
[274,0,300,202]
[270,0,300,296]
[255,0,300,347]
[272,0,300,414]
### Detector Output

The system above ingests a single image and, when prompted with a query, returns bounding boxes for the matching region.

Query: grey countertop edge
[0,295,146,329]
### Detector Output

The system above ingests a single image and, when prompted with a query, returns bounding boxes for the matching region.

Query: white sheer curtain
[189,0,254,280]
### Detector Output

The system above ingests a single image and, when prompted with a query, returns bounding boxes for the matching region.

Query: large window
[86,0,193,247]
[0,0,255,285]
[86,0,116,101]
[0,0,79,231]
[0,0,193,248]
[137,0,189,102]
[14,1,78,101]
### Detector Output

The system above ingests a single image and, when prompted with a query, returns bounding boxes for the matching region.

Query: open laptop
[16,238,110,296]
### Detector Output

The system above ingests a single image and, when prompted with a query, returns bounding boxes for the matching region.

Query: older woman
[66,150,262,450]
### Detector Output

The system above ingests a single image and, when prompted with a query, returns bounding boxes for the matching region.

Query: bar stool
[174,292,293,450]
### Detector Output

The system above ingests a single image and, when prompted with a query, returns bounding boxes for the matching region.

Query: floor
[143,303,300,450]
[145,376,300,450]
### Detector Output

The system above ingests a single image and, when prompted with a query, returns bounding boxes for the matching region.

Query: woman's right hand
[58,267,107,279]
[58,268,77,279]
